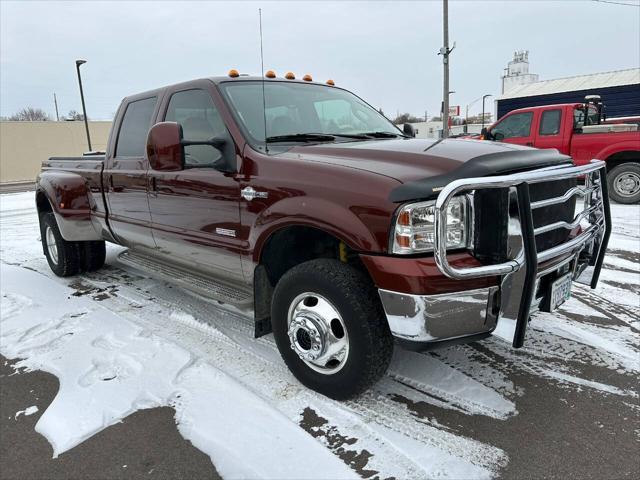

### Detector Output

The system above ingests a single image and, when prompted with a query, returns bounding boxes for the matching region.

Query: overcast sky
[1,0,639,121]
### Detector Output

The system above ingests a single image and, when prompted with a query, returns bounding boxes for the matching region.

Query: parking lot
[1,191,638,479]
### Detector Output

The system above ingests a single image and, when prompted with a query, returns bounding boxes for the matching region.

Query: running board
[117,250,253,308]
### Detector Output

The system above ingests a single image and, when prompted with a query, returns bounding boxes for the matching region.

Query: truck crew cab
[36,72,611,399]
[482,96,640,203]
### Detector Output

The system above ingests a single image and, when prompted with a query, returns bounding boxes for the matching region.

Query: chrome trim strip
[537,220,602,263]
[533,202,602,236]
[530,185,598,210]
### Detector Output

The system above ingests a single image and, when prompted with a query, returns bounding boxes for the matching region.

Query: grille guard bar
[433,159,612,348]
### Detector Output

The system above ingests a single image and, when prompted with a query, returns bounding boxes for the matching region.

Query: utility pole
[75,59,92,151]
[53,93,60,121]
[482,94,493,129]
[439,0,454,139]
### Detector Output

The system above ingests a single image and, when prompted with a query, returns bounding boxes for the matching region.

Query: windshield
[219,81,401,145]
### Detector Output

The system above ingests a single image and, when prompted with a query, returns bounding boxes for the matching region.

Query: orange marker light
[302,74,313,81]
[285,72,295,80]
[326,79,335,86]
[265,70,276,78]
[397,210,410,226]
[228,69,240,78]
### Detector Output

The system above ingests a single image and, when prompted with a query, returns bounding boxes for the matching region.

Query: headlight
[392,196,471,254]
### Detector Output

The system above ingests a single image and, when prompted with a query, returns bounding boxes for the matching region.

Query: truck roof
[121,75,340,104]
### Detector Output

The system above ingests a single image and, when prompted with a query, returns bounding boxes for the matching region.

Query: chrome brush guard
[433,160,611,348]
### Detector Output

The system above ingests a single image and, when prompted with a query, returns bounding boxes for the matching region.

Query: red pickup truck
[482,97,640,203]
[36,73,611,399]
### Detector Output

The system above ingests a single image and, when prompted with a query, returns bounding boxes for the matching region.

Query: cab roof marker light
[326,79,335,86]
[265,70,276,78]
[303,74,313,81]
[285,72,295,80]
[228,69,240,78]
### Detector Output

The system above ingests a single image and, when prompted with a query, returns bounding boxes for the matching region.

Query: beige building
[0,121,112,184]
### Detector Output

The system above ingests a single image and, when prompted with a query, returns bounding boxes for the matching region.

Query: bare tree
[392,112,423,125]
[66,110,86,121]
[9,107,50,121]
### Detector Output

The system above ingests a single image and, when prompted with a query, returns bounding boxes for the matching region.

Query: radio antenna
[259,8,268,154]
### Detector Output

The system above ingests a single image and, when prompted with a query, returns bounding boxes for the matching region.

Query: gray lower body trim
[378,287,498,343]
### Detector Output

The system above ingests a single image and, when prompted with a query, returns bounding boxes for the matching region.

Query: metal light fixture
[75,59,92,151]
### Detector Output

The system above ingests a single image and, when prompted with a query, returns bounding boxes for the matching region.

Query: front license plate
[550,274,572,311]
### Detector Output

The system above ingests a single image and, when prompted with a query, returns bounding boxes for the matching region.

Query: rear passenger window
[116,97,157,157]
[539,110,561,136]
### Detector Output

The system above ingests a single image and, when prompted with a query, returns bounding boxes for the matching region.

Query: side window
[492,112,534,139]
[539,110,561,136]
[165,89,227,167]
[116,97,157,157]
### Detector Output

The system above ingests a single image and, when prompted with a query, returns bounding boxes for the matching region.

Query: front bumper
[376,160,611,349]
[378,287,498,348]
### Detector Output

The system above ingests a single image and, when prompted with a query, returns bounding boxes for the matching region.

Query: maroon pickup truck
[36,72,611,399]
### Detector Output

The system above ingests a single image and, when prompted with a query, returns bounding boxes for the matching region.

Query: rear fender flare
[36,171,101,241]
[596,141,640,164]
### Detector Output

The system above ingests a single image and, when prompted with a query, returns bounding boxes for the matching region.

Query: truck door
[533,108,566,153]
[147,86,244,284]
[491,111,535,147]
[104,96,158,250]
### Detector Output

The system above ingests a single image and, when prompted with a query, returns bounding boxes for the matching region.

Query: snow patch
[15,405,39,419]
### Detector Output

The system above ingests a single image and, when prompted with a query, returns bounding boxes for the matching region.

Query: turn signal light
[285,72,295,80]
[265,70,276,78]
[302,74,312,81]
[228,69,240,78]
[326,79,335,86]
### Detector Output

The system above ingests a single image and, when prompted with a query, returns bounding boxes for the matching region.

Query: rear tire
[271,259,393,400]
[81,241,106,272]
[608,162,640,204]
[40,212,82,277]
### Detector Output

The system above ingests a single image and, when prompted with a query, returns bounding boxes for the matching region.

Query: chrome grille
[530,178,577,252]
[432,160,608,280]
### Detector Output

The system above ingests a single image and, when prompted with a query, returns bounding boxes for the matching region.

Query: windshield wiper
[266,133,336,143]
[360,131,405,138]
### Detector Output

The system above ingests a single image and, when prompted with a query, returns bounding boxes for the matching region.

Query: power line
[592,0,640,7]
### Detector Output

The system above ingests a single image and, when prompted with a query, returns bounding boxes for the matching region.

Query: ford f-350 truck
[482,96,640,204]
[36,72,611,399]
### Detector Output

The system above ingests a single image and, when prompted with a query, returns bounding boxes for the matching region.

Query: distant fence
[0,121,112,184]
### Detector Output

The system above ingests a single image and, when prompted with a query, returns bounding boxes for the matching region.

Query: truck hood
[284,138,572,202]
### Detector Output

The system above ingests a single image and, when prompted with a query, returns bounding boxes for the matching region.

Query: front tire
[271,259,393,399]
[608,162,640,204]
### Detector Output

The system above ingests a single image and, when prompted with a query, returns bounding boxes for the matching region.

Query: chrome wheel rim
[614,171,640,198]
[45,226,58,265]
[287,292,349,375]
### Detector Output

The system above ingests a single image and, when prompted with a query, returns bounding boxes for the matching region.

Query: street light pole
[75,59,92,151]
[481,94,493,129]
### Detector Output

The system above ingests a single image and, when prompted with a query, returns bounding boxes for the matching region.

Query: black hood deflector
[389,148,572,203]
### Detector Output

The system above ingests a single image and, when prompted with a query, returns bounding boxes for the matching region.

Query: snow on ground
[1,192,639,478]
